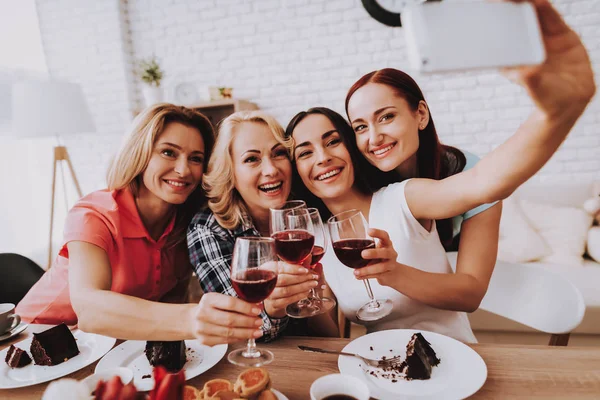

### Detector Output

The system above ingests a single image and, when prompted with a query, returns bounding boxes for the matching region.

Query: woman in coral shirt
[18,104,266,345]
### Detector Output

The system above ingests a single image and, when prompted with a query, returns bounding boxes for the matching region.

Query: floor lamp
[11,80,95,268]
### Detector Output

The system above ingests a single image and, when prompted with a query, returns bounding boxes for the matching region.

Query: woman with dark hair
[286,0,595,341]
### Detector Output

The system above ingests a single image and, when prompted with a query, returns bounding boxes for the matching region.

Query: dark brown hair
[345,68,466,248]
[285,107,381,221]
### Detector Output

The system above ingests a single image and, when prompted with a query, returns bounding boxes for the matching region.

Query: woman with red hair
[286,0,595,341]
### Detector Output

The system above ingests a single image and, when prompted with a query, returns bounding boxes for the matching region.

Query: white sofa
[460,181,600,335]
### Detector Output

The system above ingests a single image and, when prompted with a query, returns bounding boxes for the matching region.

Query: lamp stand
[48,145,82,268]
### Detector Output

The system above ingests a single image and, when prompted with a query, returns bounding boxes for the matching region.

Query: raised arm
[68,241,264,344]
[406,0,596,221]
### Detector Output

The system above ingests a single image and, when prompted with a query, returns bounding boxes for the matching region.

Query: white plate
[95,340,227,391]
[0,322,28,343]
[0,328,116,389]
[338,329,487,400]
[272,388,288,400]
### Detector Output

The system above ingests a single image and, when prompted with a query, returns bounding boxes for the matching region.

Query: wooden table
[2,329,600,399]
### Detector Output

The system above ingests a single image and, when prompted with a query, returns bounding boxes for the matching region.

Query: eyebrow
[351,106,395,124]
[242,143,285,157]
[160,142,204,155]
[294,130,337,151]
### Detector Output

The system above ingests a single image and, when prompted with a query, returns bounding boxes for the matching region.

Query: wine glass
[270,200,320,318]
[327,209,393,322]
[228,237,279,367]
[304,207,336,314]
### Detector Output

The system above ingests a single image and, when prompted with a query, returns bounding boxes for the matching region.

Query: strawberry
[102,376,125,400]
[94,380,107,399]
[150,366,186,400]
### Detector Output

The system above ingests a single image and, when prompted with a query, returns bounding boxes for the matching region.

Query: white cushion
[526,259,600,307]
[588,227,600,263]
[520,200,594,266]
[497,196,551,263]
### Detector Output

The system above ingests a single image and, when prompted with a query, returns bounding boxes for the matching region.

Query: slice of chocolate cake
[5,344,32,368]
[144,341,187,372]
[30,323,80,366]
[400,333,441,380]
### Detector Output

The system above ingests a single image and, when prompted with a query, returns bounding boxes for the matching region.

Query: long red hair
[345,68,466,248]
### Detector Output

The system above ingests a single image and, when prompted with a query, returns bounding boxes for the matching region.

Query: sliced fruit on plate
[233,367,271,398]
[200,378,234,397]
[183,385,202,400]
[206,389,244,400]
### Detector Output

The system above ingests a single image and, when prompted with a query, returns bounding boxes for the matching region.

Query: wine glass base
[286,301,322,318]
[309,296,336,315]
[356,299,393,322]
[227,348,274,367]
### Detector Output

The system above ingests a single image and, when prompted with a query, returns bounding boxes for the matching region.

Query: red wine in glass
[310,245,325,267]
[327,209,393,322]
[332,239,376,269]
[231,269,277,303]
[271,229,314,264]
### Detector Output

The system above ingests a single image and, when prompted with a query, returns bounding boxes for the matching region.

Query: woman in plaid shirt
[188,111,338,341]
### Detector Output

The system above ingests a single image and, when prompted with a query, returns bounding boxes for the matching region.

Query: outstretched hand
[503,0,595,117]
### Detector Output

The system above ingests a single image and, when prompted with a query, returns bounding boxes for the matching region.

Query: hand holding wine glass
[262,261,320,318]
[228,237,278,367]
[328,210,393,322]
[270,201,321,318]
[352,228,406,288]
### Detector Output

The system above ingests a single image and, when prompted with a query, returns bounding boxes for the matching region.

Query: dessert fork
[298,345,402,368]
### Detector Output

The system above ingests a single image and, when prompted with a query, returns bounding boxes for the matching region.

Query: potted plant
[137,56,164,106]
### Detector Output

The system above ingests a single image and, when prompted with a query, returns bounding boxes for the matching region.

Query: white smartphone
[403,1,546,73]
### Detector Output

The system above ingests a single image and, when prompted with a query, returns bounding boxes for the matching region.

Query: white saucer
[0,322,28,342]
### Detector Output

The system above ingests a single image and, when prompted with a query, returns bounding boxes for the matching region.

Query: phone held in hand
[403,1,546,73]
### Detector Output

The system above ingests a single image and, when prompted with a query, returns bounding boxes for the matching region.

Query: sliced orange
[233,367,270,398]
[183,385,202,400]
[211,390,244,400]
[201,378,233,397]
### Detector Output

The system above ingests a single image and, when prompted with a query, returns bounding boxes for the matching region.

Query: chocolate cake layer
[5,345,32,368]
[30,323,80,366]
[145,341,187,372]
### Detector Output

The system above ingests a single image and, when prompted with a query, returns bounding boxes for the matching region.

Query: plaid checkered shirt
[187,208,288,342]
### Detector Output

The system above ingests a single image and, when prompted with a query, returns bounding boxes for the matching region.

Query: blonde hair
[203,110,292,230]
[107,103,215,246]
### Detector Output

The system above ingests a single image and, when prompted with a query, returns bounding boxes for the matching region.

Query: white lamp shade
[11,80,95,137]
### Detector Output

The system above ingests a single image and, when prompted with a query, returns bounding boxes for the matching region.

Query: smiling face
[231,121,292,215]
[141,121,206,205]
[292,113,356,202]
[347,83,428,174]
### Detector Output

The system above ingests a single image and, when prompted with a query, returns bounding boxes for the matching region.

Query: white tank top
[323,181,477,343]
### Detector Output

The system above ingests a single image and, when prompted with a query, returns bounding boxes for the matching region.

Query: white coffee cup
[0,303,21,334]
[310,374,370,400]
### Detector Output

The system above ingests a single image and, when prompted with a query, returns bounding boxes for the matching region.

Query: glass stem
[309,287,319,300]
[363,279,381,309]
[242,338,260,358]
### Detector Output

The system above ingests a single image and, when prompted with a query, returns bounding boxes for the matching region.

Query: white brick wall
[35,0,600,188]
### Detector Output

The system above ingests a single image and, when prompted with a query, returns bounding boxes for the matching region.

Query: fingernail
[311,281,319,287]
[354,270,360,276]
[254,330,264,338]
[252,307,261,315]
[300,267,308,273]
[312,274,319,280]
[255,319,263,327]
